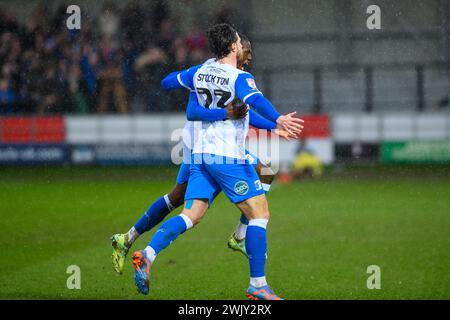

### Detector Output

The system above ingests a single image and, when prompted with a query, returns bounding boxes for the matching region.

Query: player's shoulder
[183,64,203,78]
[235,70,258,90]
[236,70,256,85]
[196,58,217,70]
[203,58,217,65]
[193,58,216,74]
[221,65,252,80]
[235,69,254,79]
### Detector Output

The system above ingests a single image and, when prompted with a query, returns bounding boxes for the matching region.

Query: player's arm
[249,108,276,130]
[162,66,247,121]
[186,92,247,121]
[235,73,304,136]
[249,108,295,140]
[160,65,201,91]
[161,68,225,120]
[235,73,279,122]
[160,71,182,90]
[186,92,227,121]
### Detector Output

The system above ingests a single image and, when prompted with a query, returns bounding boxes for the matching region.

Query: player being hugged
[130,23,304,300]
[110,35,298,276]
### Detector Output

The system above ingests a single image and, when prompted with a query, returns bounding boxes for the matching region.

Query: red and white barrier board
[0,114,335,165]
[247,115,334,166]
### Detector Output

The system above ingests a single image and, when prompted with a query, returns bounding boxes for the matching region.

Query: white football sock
[234,222,247,240]
[179,213,194,230]
[144,246,157,264]
[126,227,140,246]
[250,276,267,288]
[164,194,176,212]
[248,218,269,229]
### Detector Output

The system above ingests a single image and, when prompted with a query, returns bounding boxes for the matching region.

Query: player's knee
[190,216,202,226]
[168,183,187,208]
[246,207,270,220]
[255,209,270,220]
[258,201,270,220]
[184,211,203,226]
[183,199,208,226]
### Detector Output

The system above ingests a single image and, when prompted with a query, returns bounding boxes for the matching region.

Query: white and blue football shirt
[178,60,263,159]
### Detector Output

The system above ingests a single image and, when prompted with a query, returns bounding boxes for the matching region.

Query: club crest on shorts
[234,181,249,195]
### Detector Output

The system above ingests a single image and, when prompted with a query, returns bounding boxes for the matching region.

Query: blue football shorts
[176,147,260,186]
[184,153,265,205]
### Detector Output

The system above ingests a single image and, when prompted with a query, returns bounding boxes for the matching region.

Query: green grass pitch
[0,165,449,299]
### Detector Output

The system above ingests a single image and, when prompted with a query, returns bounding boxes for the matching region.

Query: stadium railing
[252,61,449,114]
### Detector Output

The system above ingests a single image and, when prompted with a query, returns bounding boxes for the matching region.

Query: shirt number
[196,88,231,109]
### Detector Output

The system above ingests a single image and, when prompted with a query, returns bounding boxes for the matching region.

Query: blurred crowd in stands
[0,1,238,114]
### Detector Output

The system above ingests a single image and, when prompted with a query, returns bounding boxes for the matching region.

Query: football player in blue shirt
[129,24,303,300]
[111,34,296,276]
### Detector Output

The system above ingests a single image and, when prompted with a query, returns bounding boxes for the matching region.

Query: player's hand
[276,112,304,138]
[226,99,248,120]
[274,124,299,141]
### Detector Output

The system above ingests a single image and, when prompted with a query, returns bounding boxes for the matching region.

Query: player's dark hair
[206,23,239,59]
[239,33,251,50]
[239,33,249,45]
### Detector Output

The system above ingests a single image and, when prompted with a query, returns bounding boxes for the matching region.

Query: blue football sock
[149,214,193,254]
[240,214,249,225]
[134,195,174,235]
[245,219,268,278]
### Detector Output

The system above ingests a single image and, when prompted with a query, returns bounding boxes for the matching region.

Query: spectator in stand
[80,40,99,112]
[36,67,64,114]
[213,2,243,29]
[184,24,209,65]
[1,35,21,94]
[0,7,20,34]
[0,78,16,114]
[172,37,189,70]
[99,1,121,39]
[0,1,224,115]
[25,53,43,113]
[133,41,168,112]
[151,0,171,32]
[121,0,145,46]
[122,39,140,107]
[97,35,128,113]
[213,3,234,25]
[68,63,90,113]
[157,19,176,54]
